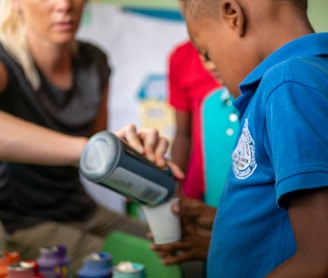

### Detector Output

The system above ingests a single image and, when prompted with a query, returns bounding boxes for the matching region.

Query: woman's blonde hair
[0,0,40,89]
[0,0,80,90]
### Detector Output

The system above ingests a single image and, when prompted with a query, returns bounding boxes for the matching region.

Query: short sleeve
[76,41,111,95]
[266,81,328,208]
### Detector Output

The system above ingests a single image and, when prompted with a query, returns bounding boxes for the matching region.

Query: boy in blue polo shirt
[151,0,328,277]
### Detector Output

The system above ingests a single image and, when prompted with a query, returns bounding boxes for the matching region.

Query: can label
[103,167,168,205]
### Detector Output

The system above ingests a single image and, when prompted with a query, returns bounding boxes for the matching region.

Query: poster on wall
[77,2,188,213]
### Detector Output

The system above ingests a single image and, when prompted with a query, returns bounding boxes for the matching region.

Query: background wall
[80,0,328,213]
[92,0,178,9]
[94,0,328,32]
[308,0,328,32]
[97,0,328,31]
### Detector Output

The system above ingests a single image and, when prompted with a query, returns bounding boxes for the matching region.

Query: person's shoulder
[257,55,328,106]
[169,40,200,68]
[170,40,198,59]
[75,40,109,67]
[267,55,328,89]
[76,40,108,59]
[173,40,194,52]
[76,40,107,55]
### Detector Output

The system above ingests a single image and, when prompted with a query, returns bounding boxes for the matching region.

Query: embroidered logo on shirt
[232,119,257,179]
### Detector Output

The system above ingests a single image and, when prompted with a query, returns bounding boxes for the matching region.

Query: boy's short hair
[182,0,220,20]
[183,0,307,18]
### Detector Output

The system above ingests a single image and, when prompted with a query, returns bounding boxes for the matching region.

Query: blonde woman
[0,0,173,272]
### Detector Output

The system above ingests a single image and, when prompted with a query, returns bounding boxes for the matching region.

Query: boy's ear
[221,0,246,37]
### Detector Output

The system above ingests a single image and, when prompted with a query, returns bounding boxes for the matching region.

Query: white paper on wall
[77,3,188,213]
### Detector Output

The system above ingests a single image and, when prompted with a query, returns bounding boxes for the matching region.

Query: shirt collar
[234,32,328,115]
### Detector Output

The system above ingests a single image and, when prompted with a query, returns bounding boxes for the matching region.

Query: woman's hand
[114,124,184,180]
[115,124,167,165]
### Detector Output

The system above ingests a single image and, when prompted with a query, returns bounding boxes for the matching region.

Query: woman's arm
[0,110,87,167]
[0,109,182,174]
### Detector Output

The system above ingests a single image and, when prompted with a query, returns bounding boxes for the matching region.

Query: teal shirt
[202,87,239,207]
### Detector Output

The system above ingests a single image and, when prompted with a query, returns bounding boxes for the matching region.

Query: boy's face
[199,54,222,84]
[184,1,259,98]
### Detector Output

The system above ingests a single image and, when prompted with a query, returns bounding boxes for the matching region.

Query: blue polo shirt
[207,33,328,277]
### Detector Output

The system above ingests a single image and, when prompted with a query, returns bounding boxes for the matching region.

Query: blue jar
[77,252,113,278]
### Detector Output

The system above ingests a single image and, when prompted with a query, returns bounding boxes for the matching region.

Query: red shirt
[168,40,221,200]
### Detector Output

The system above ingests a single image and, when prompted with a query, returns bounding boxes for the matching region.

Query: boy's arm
[267,188,328,277]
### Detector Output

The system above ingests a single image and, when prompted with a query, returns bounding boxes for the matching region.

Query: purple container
[77,252,112,278]
[53,245,72,278]
[37,246,58,278]
[37,245,72,278]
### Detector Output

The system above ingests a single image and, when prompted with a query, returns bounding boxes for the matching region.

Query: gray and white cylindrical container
[79,131,177,206]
